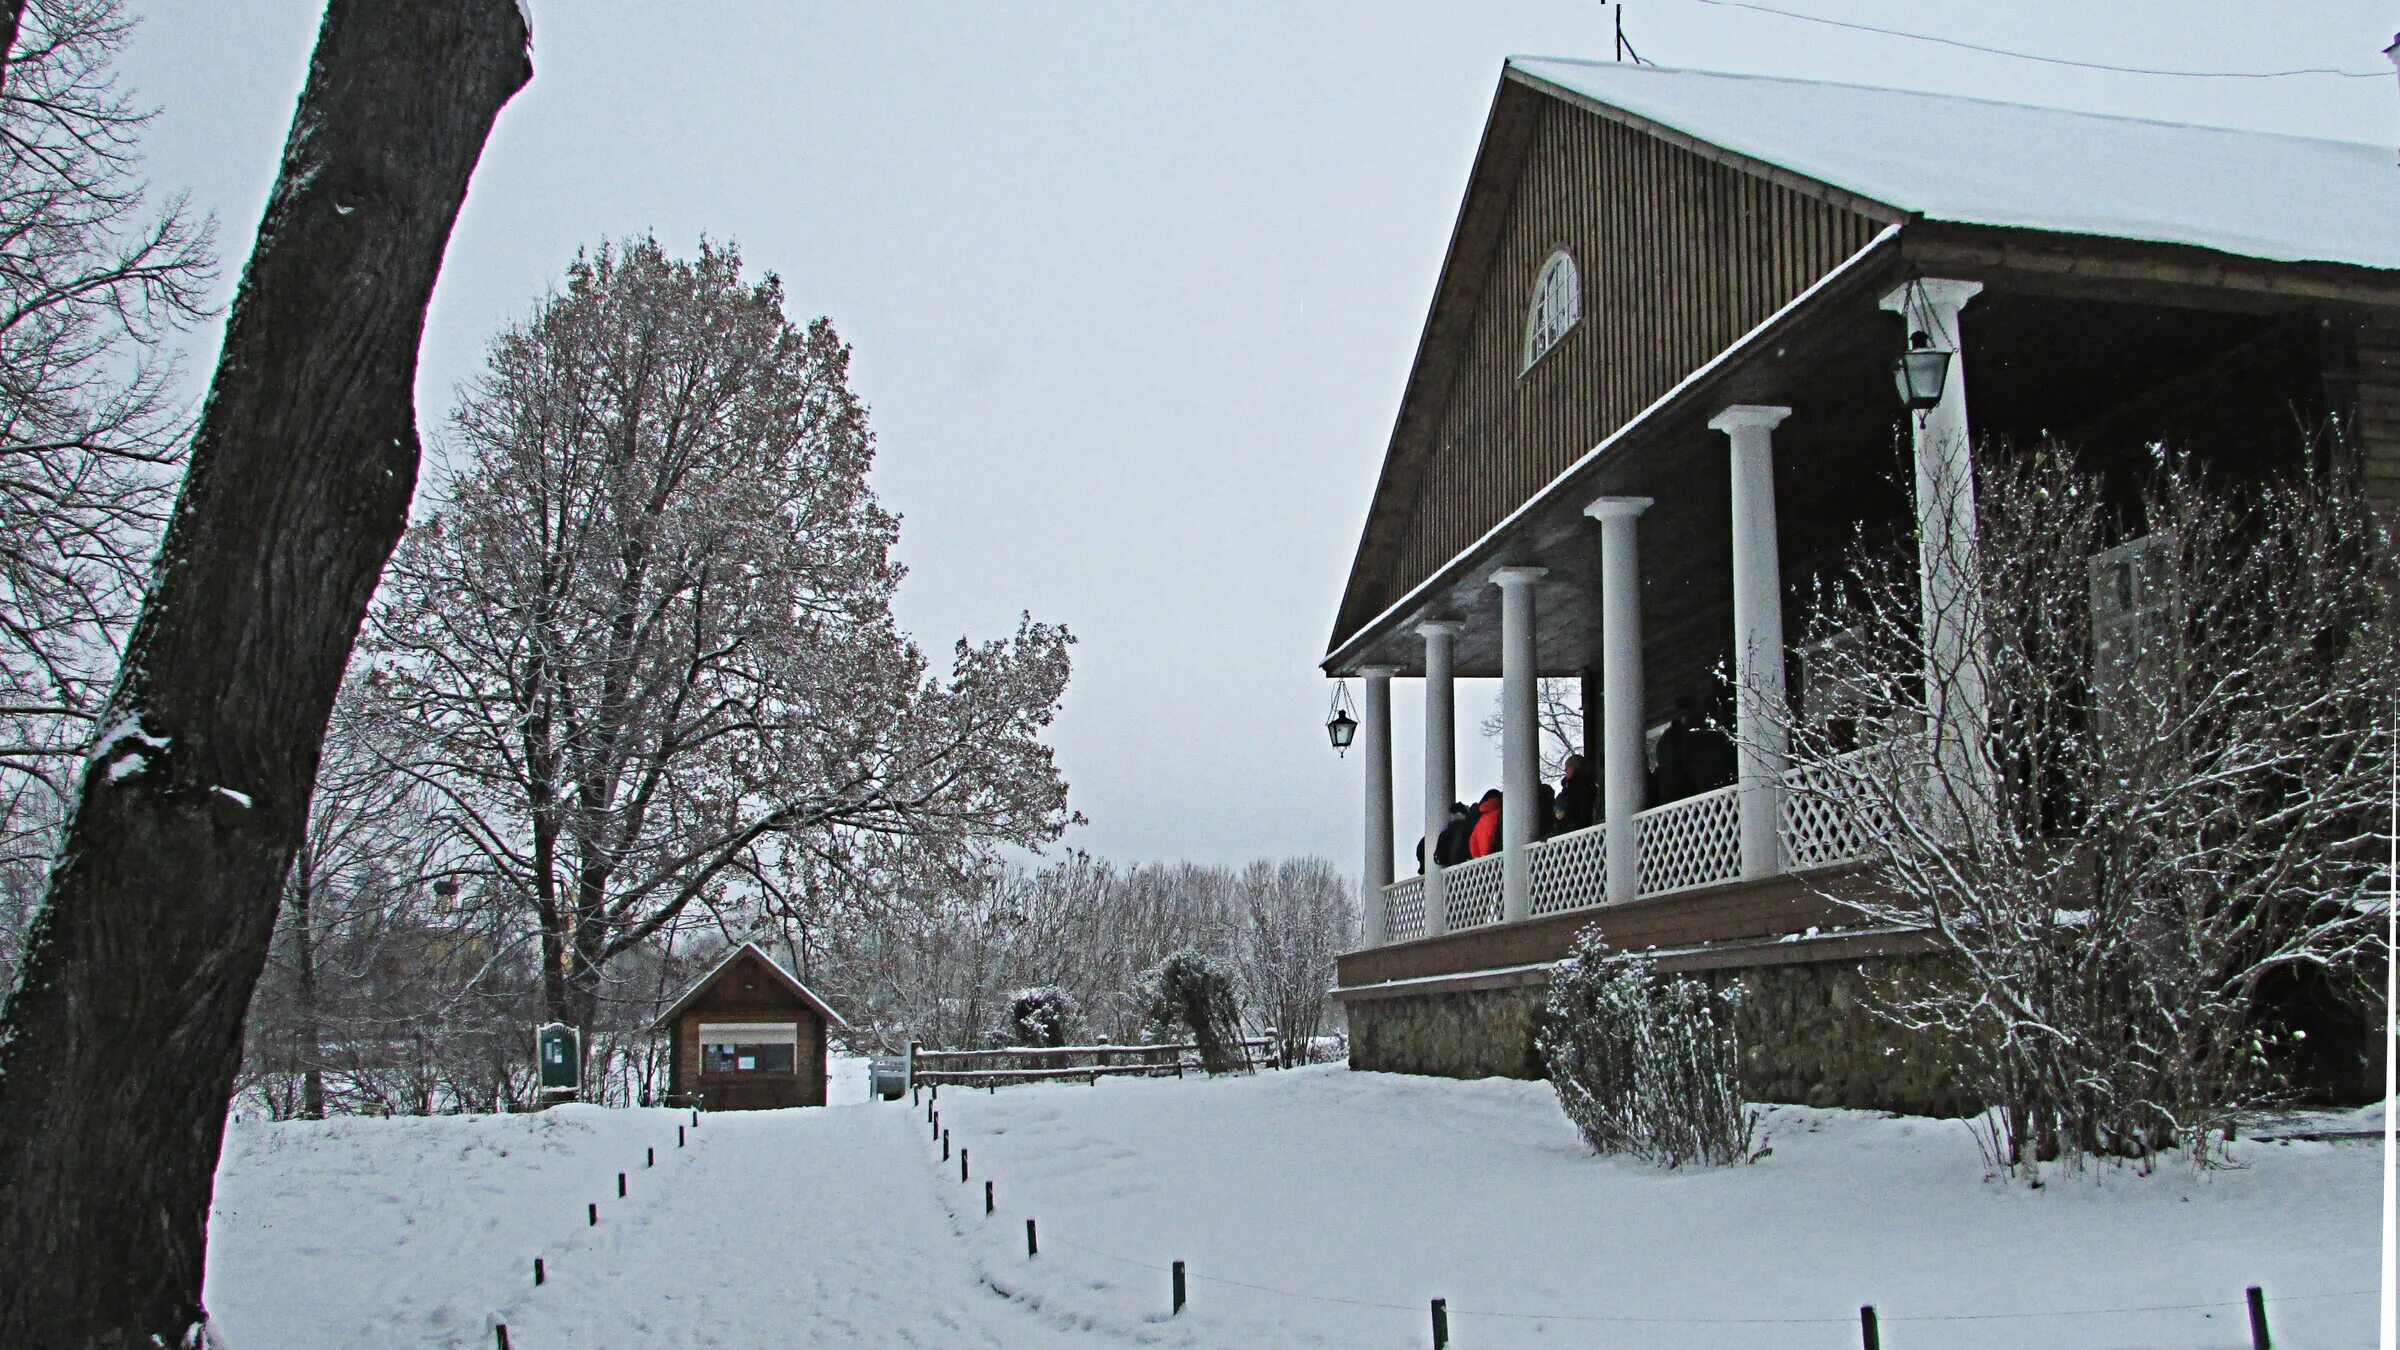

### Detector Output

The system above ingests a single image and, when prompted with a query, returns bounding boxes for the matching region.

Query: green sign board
[537,1022,580,1092]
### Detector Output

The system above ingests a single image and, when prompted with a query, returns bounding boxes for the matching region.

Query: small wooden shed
[652,942,845,1111]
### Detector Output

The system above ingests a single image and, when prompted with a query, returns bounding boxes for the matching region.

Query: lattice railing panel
[1443,853,1506,931]
[1635,786,1741,896]
[1382,876,1427,942]
[1529,822,1608,916]
[1781,735,1927,872]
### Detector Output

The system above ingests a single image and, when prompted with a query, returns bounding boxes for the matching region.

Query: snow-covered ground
[204,1067,2387,1348]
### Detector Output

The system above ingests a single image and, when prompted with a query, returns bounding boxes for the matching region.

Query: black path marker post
[942,1129,950,1161]
[1430,1298,1447,1349]
[617,1172,627,1198]
[2246,1286,2271,1350]
[985,1180,994,1214]
[533,1258,544,1286]
[1860,1304,1880,1350]
[587,1202,597,1227]
[495,1324,510,1350]
[1172,1260,1186,1315]
[961,1147,969,1182]
[646,1147,654,1168]
[1026,1218,1038,1258]
[678,1125,685,1147]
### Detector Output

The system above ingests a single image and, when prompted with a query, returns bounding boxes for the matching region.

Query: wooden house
[1325,61,2399,1110]
[653,943,845,1111]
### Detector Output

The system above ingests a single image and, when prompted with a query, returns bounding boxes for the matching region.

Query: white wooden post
[1418,620,1460,936]
[1712,404,1792,881]
[1360,665,1395,945]
[1494,567,1547,922]
[1880,279,1988,816]
[1584,497,1652,904]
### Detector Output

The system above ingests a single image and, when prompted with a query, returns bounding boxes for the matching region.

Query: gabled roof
[651,941,848,1031]
[1507,59,2400,272]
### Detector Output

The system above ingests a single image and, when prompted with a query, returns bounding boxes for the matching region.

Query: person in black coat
[1555,752,1596,833]
[1418,800,1474,872]
[1652,697,1703,803]
[1434,800,1475,866]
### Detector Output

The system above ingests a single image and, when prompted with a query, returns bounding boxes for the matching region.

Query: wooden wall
[667,950,827,1111]
[1354,98,1885,636]
[2346,314,2400,505]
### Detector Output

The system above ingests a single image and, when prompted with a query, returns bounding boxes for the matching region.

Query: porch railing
[1634,783,1742,896]
[1375,735,1918,945]
[1384,874,1428,941]
[1442,853,1505,931]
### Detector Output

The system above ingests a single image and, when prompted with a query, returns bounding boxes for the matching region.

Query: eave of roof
[651,941,848,1031]
[1508,57,2400,272]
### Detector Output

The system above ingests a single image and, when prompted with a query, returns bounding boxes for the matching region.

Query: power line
[1693,0,2391,80]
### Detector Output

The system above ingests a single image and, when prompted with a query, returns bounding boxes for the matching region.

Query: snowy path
[476,1104,1131,1348]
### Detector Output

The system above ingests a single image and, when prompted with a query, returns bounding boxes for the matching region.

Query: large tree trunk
[0,4,528,1345]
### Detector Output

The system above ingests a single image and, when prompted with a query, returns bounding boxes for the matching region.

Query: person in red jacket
[1466,789,1503,858]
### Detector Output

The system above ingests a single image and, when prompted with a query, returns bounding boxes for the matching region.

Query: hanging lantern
[1325,681,1359,756]
[1893,328,1952,412]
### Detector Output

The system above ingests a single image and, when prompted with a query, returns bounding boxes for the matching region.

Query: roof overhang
[651,941,848,1032]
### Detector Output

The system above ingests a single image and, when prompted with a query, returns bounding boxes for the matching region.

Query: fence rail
[907,1037,1282,1089]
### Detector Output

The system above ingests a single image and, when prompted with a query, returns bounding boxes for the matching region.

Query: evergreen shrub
[1138,950,1246,1074]
[1538,928,1756,1167]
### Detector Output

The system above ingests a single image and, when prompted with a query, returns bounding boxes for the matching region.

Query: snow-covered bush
[1007,986,1079,1047]
[1139,949,1247,1074]
[1538,930,1754,1168]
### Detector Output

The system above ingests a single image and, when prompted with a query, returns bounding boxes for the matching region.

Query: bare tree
[1775,439,2396,1175]
[1480,677,1582,782]
[0,0,213,898]
[244,686,451,1119]
[1233,856,1355,1063]
[0,3,528,1343]
[361,236,1077,1039]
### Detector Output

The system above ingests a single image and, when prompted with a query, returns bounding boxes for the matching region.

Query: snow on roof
[1508,58,2400,272]
[653,941,848,1030]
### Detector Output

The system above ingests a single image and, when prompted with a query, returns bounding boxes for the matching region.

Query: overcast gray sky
[121,2,2397,871]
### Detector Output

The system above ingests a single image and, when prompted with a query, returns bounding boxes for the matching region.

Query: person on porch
[1555,753,1595,833]
[1467,789,1503,858]
[1417,800,1474,873]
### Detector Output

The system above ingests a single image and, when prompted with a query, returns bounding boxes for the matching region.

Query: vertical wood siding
[1376,103,1882,621]
[2352,316,2400,507]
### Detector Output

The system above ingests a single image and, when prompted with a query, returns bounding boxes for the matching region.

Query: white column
[1879,279,1988,815]
[1360,666,1396,946]
[1493,567,1547,922]
[1584,497,1652,904]
[1418,620,1460,937]
[1710,404,1792,881]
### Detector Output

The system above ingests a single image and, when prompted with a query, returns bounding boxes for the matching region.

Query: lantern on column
[1893,328,1952,412]
[1891,279,1954,413]
[1325,680,1359,756]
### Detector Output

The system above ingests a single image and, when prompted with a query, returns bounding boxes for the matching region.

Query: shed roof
[1506,59,2400,273]
[651,941,847,1031]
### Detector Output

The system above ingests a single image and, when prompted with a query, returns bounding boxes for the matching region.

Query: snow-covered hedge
[1138,950,1245,1074]
[1538,930,1755,1168]
[1006,986,1080,1048]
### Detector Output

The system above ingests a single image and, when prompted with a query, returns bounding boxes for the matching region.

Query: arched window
[1521,249,1581,371]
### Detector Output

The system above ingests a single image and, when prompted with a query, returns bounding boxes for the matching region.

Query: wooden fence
[907,1037,1281,1089]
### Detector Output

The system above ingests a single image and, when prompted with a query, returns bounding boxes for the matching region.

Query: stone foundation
[1344,953,1979,1116]
[1349,982,1549,1081]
